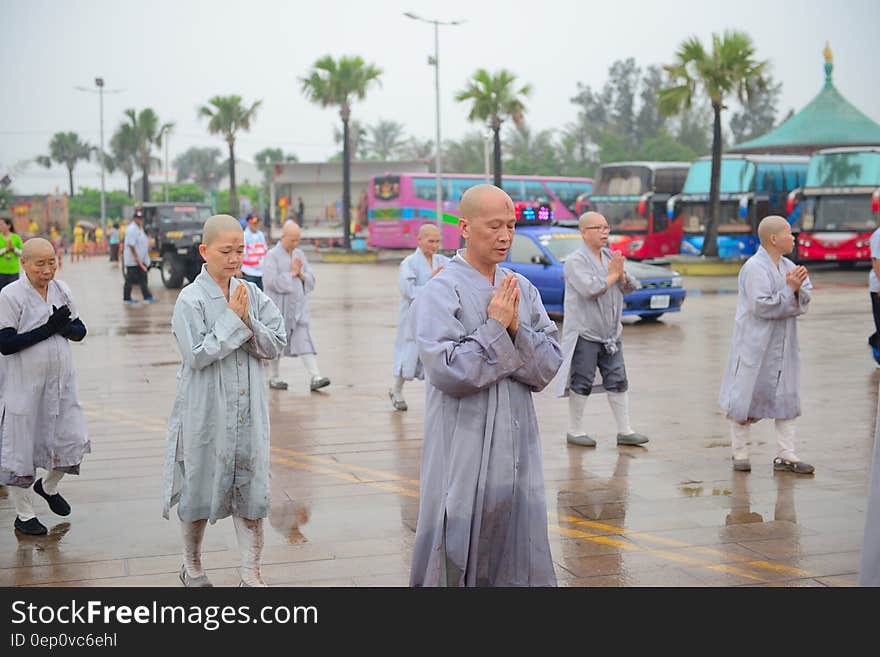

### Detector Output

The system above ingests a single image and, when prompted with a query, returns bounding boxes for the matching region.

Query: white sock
[41,469,64,495]
[391,375,405,397]
[730,420,751,460]
[233,516,266,587]
[607,391,633,435]
[774,418,798,462]
[10,486,35,522]
[270,357,280,379]
[180,518,208,578]
[301,353,321,379]
[567,392,588,435]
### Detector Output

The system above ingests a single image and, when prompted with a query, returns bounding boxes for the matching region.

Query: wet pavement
[0,255,875,587]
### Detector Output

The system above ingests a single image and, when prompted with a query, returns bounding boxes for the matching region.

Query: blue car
[504,225,687,319]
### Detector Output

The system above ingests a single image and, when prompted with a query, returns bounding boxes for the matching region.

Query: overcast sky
[2,0,878,194]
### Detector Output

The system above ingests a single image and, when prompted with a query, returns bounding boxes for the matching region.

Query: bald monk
[389,223,448,411]
[261,220,330,392]
[719,215,814,474]
[0,238,89,536]
[162,215,287,587]
[409,184,563,587]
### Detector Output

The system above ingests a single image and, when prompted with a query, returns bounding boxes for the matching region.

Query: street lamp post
[75,79,123,224]
[403,12,463,245]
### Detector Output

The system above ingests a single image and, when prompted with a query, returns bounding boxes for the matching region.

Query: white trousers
[730,418,798,461]
[10,469,65,521]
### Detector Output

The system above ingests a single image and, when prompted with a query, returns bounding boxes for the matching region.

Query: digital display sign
[515,202,554,225]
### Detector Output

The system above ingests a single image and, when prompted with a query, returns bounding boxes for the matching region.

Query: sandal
[773,457,814,475]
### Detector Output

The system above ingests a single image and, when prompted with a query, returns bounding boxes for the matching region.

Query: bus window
[412,177,444,201]
[523,181,549,203]
[502,180,524,201]
[755,163,783,193]
[652,203,668,233]
[449,178,479,201]
[546,181,585,214]
[653,168,689,194]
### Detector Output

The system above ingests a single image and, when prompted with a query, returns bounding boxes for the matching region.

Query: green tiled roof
[730,48,880,154]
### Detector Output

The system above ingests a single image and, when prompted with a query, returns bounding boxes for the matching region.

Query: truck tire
[160,254,185,289]
[186,263,202,285]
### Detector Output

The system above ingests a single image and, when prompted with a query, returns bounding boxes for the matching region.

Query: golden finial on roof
[823,41,833,64]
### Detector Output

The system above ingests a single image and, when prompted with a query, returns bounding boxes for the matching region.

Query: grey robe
[554,245,636,397]
[162,267,286,523]
[0,277,90,487]
[262,244,317,356]
[409,254,563,587]
[860,392,880,586]
[718,247,811,422]
[393,248,449,380]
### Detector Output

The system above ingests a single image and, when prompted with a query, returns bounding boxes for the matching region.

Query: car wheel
[160,255,185,289]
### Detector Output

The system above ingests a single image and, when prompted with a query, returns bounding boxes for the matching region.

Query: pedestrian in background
[0,216,23,291]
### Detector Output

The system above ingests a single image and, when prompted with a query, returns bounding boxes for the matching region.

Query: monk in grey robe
[162,215,286,587]
[261,221,330,392]
[718,215,814,474]
[860,398,880,585]
[389,223,448,411]
[553,212,648,448]
[0,238,89,536]
[409,184,563,587]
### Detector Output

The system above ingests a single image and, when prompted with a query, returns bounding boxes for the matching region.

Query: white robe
[409,254,563,587]
[0,277,89,487]
[262,244,317,356]
[393,248,449,380]
[553,245,635,397]
[162,267,286,523]
[718,247,811,422]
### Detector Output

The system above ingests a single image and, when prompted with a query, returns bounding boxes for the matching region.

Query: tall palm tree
[174,146,226,190]
[109,122,140,198]
[124,108,174,203]
[363,119,406,160]
[300,55,382,250]
[658,31,768,257]
[455,69,531,188]
[35,132,93,196]
[197,95,262,217]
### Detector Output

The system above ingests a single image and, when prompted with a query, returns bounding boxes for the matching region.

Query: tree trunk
[702,102,723,258]
[142,157,150,203]
[126,173,132,199]
[492,124,503,189]
[341,114,352,251]
[228,140,237,217]
[67,166,74,197]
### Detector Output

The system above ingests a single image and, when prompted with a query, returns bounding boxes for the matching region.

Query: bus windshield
[680,201,748,234]
[682,159,755,195]
[806,151,880,187]
[592,166,652,196]
[590,201,647,232]
[804,196,879,231]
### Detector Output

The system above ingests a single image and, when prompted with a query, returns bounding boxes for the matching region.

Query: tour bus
[677,154,809,258]
[366,173,592,250]
[582,161,691,260]
[792,147,880,265]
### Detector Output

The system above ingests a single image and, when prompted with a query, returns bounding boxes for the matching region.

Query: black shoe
[14,517,47,536]
[34,479,71,516]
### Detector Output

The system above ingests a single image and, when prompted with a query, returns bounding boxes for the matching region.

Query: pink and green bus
[367,173,593,249]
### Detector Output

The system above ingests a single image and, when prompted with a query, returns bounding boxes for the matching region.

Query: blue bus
[676,154,809,258]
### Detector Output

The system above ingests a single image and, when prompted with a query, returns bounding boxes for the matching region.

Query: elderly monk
[409,184,563,587]
[0,238,89,536]
[261,220,330,392]
[162,214,287,587]
[719,215,814,474]
[553,211,648,448]
[389,223,449,411]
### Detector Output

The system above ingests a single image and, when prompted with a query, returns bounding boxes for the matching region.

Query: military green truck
[123,203,212,288]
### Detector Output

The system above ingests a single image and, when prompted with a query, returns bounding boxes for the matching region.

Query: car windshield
[542,234,583,262]
[157,206,212,225]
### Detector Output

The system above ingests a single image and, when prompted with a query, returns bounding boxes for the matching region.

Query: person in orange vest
[241,214,268,290]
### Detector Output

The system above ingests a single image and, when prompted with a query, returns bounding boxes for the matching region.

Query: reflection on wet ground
[0,257,872,586]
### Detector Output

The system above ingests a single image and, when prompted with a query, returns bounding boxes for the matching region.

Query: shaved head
[578,212,605,230]
[459,184,511,221]
[202,214,242,247]
[418,223,439,239]
[282,221,301,239]
[758,215,790,245]
[280,219,302,252]
[21,237,56,261]
[458,184,516,274]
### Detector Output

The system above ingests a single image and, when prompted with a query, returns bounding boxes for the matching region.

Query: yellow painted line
[271,455,419,498]
[549,523,639,551]
[742,560,811,577]
[272,446,420,487]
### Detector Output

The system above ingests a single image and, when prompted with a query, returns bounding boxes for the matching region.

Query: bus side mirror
[637,194,649,216]
[787,189,803,215]
[666,196,680,219]
[872,189,880,213]
[738,197,749,218]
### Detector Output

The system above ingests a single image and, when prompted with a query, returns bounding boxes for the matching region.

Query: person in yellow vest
[72,223,84,263]
[95,225,105,256]
[27,219,39,237]
[0,217,24,291]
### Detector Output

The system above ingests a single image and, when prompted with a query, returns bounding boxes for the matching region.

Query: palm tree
[109,122,139,198]
[35,132,93,196]
[455,69,531,188]
[332,119,367,160]
[363,119,406,160]
[124,108,174,203]
[300,55,382,250]
[197,95,262,217]
[658,31,768,257]
[174,146,226,190]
